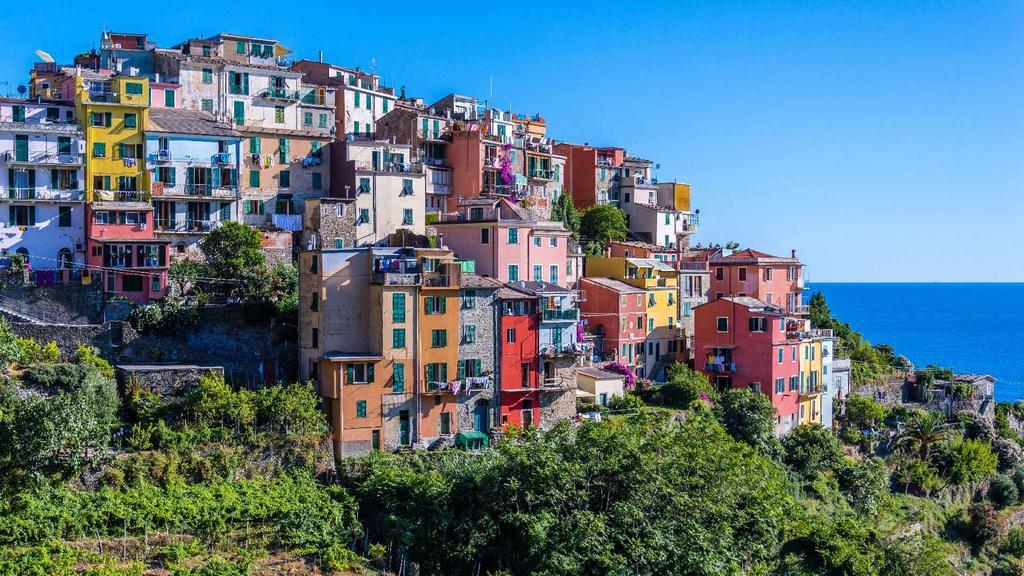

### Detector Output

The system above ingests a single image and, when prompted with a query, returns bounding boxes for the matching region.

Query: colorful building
[496,284,540,427]
[339,139,425,245]
[456,274,503,435]
[578,277,647,372]
[585,256,681,380]
[692,296,833,436]
[433,197,571,286]
[145,107,241,257]
[552,142,625,208]
[374,99,454,214]
[0,98,85,269]
[77,73,169,301]
[709,248,806,314]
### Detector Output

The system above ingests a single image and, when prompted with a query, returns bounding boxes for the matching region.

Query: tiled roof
[709,248,800,264]
[155,49,292,73]
[506,280,572,295]
[580,277,645,294]
[577,367,626,380]
[460,273,504,290]
[626,258,675,272]
[147,107,241,137]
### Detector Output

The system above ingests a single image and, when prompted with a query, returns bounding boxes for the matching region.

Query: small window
[124,113,137,128]
[481,228,490,244]
[356,400,367,418]
[202,68,213,84]
[716,317,729,332]
[748,317,767,332]
[508,227,518,244]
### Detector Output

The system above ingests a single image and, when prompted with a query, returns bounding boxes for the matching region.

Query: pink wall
[710,263,802,307]
[447,130,484,211]
[440,223,568,286]
[580,279,646,366]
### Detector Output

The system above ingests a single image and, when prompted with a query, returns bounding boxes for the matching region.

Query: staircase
[0,293,57,324]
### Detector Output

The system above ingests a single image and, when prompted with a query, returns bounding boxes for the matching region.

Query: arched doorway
[473,399,489,433]
[57,248,73,269]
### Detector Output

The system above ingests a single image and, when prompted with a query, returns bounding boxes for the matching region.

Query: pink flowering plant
[603,361,636,389]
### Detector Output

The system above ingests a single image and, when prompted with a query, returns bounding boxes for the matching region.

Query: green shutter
[242,72,249,95]
[346,364,355,384]
[457,361,466,379]
[249,170,260,188]
[168,167,176,187]
[249,136,260,154]
[393,293,405,322]
[439,296,446,314]
[367,364,374,382]
[393,364,404,393]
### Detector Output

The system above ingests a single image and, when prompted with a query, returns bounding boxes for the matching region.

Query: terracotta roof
[506,280,572,295]
[147,107,241,137]
[496,285,536,300]
[709,248,800,265]
[580,277,645,294]
[460,273,504,290]
[577,367,626,380]
[155,49,293,73]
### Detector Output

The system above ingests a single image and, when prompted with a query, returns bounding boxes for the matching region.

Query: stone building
[301,197,356,250]
[456,274,502,435]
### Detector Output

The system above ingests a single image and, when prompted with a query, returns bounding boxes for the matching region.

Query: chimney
[318,50,323,63]
[791,249,797,258]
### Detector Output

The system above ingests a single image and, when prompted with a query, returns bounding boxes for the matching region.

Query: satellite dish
[16,85,26,95]
[35,50,55,63]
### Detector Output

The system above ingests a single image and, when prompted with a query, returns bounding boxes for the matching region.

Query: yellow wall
[799,339,823,425]
[673,183,691,211]
[77,76,150,202]
[646,288,677,330]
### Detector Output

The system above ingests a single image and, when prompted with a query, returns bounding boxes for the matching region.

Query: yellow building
[798,338,824,425]
[585,256,680,380]
[76,75,150,202]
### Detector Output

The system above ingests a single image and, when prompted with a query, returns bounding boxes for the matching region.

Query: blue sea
[810,283,1024,403]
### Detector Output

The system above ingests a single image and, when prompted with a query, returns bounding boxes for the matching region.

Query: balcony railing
[354,161,423,174]
[211,152,233,164]
[540,342,592,357]
[704,362,737,373]
[419,130,450,142]
[3,150,84,166]
[426,183,452,196]
[372,272,421,286]
[154,219,220,233]
[483,183,528,197]
[529,169,556,181]
[0,120,81,134]
[151,184,239,199]
[541,309,579,322]
[6,188,84,201]
[789,304,810,315]
[258,88,307,102]
[92,189,150,203]
[423,268,461,288]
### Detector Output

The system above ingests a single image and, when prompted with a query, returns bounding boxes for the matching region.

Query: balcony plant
[602,361,636,389]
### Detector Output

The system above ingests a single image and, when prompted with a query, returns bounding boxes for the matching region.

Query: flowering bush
[603,361,636,389]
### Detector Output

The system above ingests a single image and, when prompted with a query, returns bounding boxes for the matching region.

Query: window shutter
[242,73,249,95]
[168,167,176,187]
[457,361,466,379]
[105,113,112,127]
[158,245,166,265]
[367,364,375,382]
[27,170,35,193]
[103,175,111,191]
[89,111,95,125]
[7,206,13,226]
[439,296,446,313]
[346,364,354,384]
[50,168,58,189]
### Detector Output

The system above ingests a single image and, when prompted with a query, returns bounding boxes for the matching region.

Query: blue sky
[2,1,1021,281]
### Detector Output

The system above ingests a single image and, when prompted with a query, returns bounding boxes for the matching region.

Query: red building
[579,277,647,373]
[692,296,802,435]
[553,142,625,208]
[497,285,540,427]
[86,205,169,302]
[708,248,805,314]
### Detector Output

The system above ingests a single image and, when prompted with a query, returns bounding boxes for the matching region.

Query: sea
[809,283,1024,403]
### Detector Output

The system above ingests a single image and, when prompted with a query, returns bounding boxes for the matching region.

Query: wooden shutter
[158,245,166,265]
[7,206,13,226]
[367,364,375,382]
[346,364,354,384]
[242,73,249,95]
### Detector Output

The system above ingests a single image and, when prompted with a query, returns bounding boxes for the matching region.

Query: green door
[399,410,411,446]
[233,101,245,125]
[14,136,28,162]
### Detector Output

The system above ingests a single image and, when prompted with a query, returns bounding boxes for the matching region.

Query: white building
[346,140,425,245]
[0,98,85,268]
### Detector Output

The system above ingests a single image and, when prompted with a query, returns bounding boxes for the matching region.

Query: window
[245,200,265,215]
[303,111,313,126]
[439,412,451,435]
[357,208,369,224]
[58,206,71,227]
[279,170,290,187]
[402,209,413,225]
[549,237,557,248]
[778,348,784,364]
[353,121,360,134]
[775,378,785,394]
[748,317,767,332]
[648,317,655,331]
[549,265,558,284]
[792,346,797,361]
[649,293,656,307]
[532,236,541,247]
[425,295,446,315]
[248,170,260,188]
[278,138,289,163]
[57,136,71,155]
[353,92,361,107]
[425,363,448,387]
[93,142,106,158]
[738,267,747,281]
[533,265,542,281]
[275,106,285,123]
[12,106,25,122]
[122,112,137,129]
[122,274,143,293]
[311,172,322,189]
[715,267,724,281]
[481,228,489,244]
[318,113,328,128]
[164,90,175,108]
[463,325,476,344]
[202,68,213,84]
[357,177,370,194]
[356,401,367,418]
[345,363,374,384]
[804,346,809,360]
[508,228,518,244]
[508,264,519,281]
[151,275,161,293]
[789,376,799,391]
[392,292,406,322]
[366,94,372,110]
[716,317,729,332]
[764,267,773,281]
[401,178,413,196]
[236,40,246,54]
[506,328,516,343]
[383,99,388,113]
[392,363,405,393]
[462,289,476,309]
[750,382,761,394]
[125,82,143,95]
[393,328,406,348]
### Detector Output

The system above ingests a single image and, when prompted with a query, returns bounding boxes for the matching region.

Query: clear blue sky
[2,1,1021,281]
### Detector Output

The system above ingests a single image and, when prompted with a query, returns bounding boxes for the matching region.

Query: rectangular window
[508,264,519,281]
[392,363,405,393]
[278,138,289,163]
[739,267,747,281]
[125,82,143,95]
[279,170,290,188]
[236,41,246,54]
[356,400,367,418]
[12,106,25,122]
[311,172,322,189]
[402,208,413,225]
[463,325,476,344]
[249,170,260,188]
[345,363,374,384]
[533,265,542,281]
[439,412,451,435]
[748,317,767,332]
[319,113,328,128]
[92,142,106,158]
[57,136,71,155]
[303,111,313,126]
[202,68,213,84]
[716,317,729,332]
[424,295,447,315]
[775,378,785,394]
[431,329,447,347]
[358,208,369,224]
[164,90,175,108]
[481,228,489,244]
[58,206,71,227]
[393,328,406,348]
[508,227,518,244]
[392,292,406,322]
[354,92,361,107]
[462,289,476,309]
[506,328,516,343]
[778,348,784,364]
[200,98,213,112]
[549,264,558,284]
[715,267,724,281]
[123,113,137,129]
[275,106,285,123]
[789,376,799,391]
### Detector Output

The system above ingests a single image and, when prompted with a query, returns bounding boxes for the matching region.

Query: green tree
[658,363,715,408]
[199,221,265,293]
[989,474,1019,508]
[579,205,627,254]
[843,395,887,429]
[550,190,581,239]
[894,412,948,461]
[838,458,891,514]
[0,318,20,368]
[945,436,998,488]
[783,424,845,478]
[718,388,779,455]
[169,257,199,296]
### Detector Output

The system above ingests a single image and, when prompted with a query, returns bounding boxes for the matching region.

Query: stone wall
[115,364,224,401]
[0,283,104,324]
[457,388,495,433]
[316,198,356,249]
[539,388,577,429]
[9,321,120,359]
[457,286,499,432]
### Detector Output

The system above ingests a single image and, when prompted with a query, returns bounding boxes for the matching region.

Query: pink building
[434,197,570,286]
[692,296,802,434]
[708,248,805,314]
[85,205,169,302]
[579,277,647,371]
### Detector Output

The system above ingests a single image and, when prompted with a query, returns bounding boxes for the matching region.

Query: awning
[702,344,737,349]
[576,389,596,398]
[456,431,489,449]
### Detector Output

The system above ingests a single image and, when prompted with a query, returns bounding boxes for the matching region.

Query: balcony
[372,272,422,286]
[354,161,423,174]
[528,169,556,181]
[541,308,579,322]
[151,183,239,199]
[622,175,657,188]
[419,130,450,142]
[5,188,84,201]
[483,183,528,197]
[92,189,150,203]
[3,150,84,167]
[789,304,810,315]
[257,88,306,102]
[540,342,592,358]
[426,182,452,196]
[0,120,81,135]
[148,150,172,163]
[704,362,737,373]
[154,219,220,233]
[483,156,502,169]
[422,268,461,289]
[211,152,233,164]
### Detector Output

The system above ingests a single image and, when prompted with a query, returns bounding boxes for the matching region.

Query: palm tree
[894,411,948,461]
